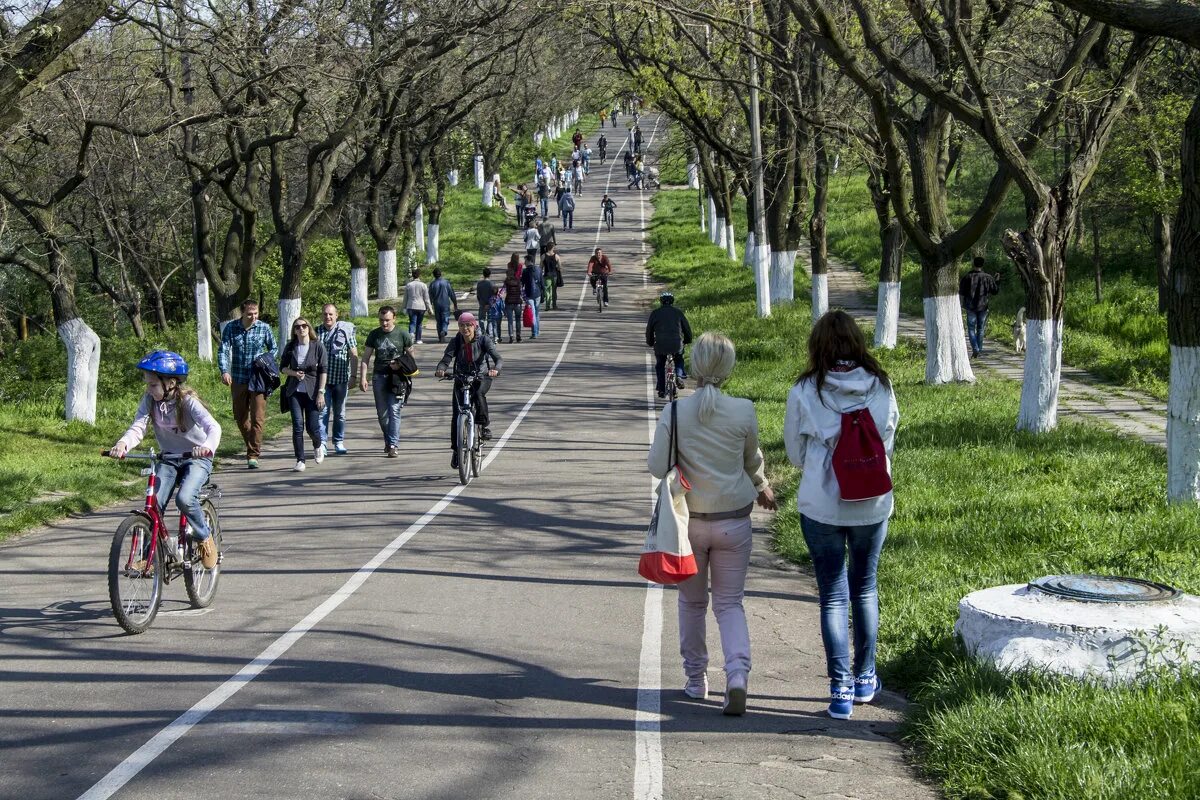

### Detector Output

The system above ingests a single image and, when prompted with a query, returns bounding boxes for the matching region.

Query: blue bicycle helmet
[137,350,189,377]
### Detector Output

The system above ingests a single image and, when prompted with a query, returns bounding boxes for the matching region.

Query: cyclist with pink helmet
[109,351,222,569]
[435,312,501,470]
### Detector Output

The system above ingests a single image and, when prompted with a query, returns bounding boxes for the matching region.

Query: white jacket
[784,369,899,526]
[404,279,433,312]
[648,390,768,514]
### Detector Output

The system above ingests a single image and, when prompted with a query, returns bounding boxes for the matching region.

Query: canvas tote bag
[638,402,698,584]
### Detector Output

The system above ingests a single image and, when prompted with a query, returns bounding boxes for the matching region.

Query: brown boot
[198,537,218,569]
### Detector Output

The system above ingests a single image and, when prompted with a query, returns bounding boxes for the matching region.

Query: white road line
[77,119,646,800]
[634,113,666,800]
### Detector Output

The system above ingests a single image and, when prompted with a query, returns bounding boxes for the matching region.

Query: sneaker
[683,674,709,700]
[197,537,218,570]
[855,674,882,703]
[386,446,398,458]
[723,671,748,716]
[481,427,492,441]
[828,685,854,720]
[314,444,327,464]
[603,301,609,307]
[293,460,306,472]
[334,442,348,455]
[451,451,460,469]
[657,391,666,399]
[247,458,259,470]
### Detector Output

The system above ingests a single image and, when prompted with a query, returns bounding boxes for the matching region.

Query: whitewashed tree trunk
[707,195,718,243]
[474,155,484,189]
[448,169,459,187]
[414,204,425,253]
[769,250,796,303]
[687,163,699,189]
[812,273,829,320]
[1017,318,1063,433]
[753,243,772,318]
[350,267,369,318]
[874,282,901,349]
[744,232,755,268]
[699,199,707,233]
[194,276,213,362]
[924,295,976,384]
[724,222,736,261]
[59,317,100,424]
[716,217,727,250]
[1168,345,1200,502]
[482,179,494,208]
[534,132,544,147]
[426,224,440,264]
[277,297,301,349]
[378,250,398,299]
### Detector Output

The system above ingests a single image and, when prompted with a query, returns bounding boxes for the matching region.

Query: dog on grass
[1012,307,1027,354]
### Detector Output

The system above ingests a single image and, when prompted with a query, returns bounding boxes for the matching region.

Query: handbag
[638,402,697,584]
[523,302,534,328]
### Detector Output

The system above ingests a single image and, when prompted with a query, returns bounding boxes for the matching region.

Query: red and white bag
[639,402,698,584]
[831,407,893,501]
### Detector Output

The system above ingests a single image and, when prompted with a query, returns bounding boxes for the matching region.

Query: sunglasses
[293,323,309,330]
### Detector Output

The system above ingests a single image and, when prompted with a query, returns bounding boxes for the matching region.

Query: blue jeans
[966,309,988,354]
[434,305,452,340]
[320,382,349,446]
[800,515,888,688]
[527,297,540,337]
[561,209,573,229]
[505,304,522,340]
[539,197,548,218]
[408,310,425,341]
[288,391,322,461]
[372,377,404,447]
[154,458,213,540]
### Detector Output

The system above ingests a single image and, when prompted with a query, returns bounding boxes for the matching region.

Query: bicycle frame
[119,451,192,574]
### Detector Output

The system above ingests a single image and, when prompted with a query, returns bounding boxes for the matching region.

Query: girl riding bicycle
[109,350,221,569]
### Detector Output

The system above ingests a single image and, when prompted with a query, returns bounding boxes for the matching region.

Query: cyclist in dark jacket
[646,291,694,397]
[435,312,502,469]
[958,256,1001,357]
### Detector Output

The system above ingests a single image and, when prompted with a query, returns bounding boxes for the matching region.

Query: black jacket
[959,269,1000,312]
[646,305,693,355]
[278,339,328,412]
[436,333,503,380]
[248,352,280,396]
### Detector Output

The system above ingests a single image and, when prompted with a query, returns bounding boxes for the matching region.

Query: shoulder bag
[638,402,698,584]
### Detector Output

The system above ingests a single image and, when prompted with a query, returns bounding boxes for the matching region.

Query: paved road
[1,114,931,800]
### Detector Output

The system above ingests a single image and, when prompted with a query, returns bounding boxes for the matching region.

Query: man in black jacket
[646,291,693,398]
[435,312,502,469]
[958,256,1001,357]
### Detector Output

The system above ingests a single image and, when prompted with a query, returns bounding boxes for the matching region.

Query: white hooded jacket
[784,367,899,526]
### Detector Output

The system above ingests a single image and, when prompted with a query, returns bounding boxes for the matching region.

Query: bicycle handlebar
[100,450,197,460]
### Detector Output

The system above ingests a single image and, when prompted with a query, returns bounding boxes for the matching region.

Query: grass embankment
[825,170,1169,399]
[650,187,1200,800]
[0,117,601,543]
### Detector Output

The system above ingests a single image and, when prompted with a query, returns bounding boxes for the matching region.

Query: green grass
[650,187,1200,800]
[825,170,1170,399]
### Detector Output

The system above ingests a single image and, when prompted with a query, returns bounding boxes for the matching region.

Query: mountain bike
[663,354,683,402]
[603,206,614,232]
[444,372,485,485]
[102,449,223,634]
[591,275,606,312]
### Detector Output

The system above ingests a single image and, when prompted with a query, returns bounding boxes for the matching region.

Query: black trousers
[450,376,491,450]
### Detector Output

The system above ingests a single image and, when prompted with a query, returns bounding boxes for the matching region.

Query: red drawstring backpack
[831,407,892,501]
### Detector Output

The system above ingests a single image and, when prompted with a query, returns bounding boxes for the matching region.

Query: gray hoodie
[784,368,899,526]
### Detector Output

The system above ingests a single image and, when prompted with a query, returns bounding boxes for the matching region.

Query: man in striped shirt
[316,303,358,454]
[219,300,277,469]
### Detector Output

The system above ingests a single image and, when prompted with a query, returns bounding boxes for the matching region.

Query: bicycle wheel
[596,284,603,312]
[664,356,678,402]
[108,514,163,634]
[184,499,222,608]
[457,411,473,485]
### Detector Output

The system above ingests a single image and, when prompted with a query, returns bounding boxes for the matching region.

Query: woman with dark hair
[784,310,898,721]
[280,317,328,472]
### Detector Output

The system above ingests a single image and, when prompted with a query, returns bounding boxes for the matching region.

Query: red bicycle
[102,449,224,634]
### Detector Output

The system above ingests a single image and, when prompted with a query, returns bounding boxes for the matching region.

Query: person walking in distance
[502,259,525,344]
[476,267,496,322]
[359,306,415,458]
[435,312,502,470]
[523,221,541,268]
[784,311,899,720]
[587,247,612,306]
[521,253,544,340]
[279,317,328,472]
[428,268,460,344]
[646,291,693,398]
[559,185,576,231]
[536,177,550,219]
[572,128,583,151]
[598,133,608,163]
[648,332,776,715]
[958,256,1001,358]
[537,217,557,260]
[404,268,434,344]
[542,245,563,311]
[315,304,358,455]
[218,299,277,469]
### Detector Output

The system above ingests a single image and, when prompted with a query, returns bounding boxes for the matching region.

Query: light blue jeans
[800,514,888,688]
[320,382,349,446]
[154,458,213,540]
[372,378,403,448]
[527,297,540,337]
[966,309,988,354]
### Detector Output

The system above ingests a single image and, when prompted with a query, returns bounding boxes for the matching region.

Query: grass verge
[650,186,1200,800]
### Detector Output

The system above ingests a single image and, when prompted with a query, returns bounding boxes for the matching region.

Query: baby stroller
[643,166,661,190]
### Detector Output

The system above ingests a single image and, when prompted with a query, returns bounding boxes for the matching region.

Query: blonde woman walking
[648,332,776,715]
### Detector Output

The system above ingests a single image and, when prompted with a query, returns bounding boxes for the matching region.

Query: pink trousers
[677,515,753,680]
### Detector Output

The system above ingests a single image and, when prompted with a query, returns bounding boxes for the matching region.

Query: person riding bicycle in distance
[587,247,612,306]
[435,312,502,470]
[601,194,616,226]
[646,291,694,398]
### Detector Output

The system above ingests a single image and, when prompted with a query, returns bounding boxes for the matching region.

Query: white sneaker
[293,460,306,472]
[684,674,709,699]
[314,444,326,464]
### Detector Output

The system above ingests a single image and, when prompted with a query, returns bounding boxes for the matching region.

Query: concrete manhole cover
[1028,574,1180,603]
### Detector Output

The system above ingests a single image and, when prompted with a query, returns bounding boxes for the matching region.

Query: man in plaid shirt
[316,303,358,454]
[219,300,278,468]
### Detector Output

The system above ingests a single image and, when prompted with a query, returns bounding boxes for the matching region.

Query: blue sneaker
[855,674,882,703]
[828,685,854,720]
